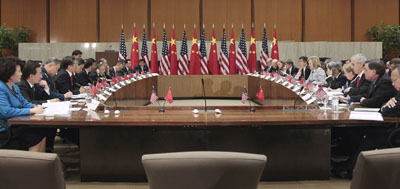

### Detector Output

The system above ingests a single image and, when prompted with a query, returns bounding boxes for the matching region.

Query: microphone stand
[201,75,207,112]
[248,98,256,112]
[293,86,305,111]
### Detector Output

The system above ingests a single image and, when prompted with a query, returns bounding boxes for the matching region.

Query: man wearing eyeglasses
[381,64,400,116]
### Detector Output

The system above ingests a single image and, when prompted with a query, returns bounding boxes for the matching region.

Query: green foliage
[368,23,400,58]
[0,25,32,56]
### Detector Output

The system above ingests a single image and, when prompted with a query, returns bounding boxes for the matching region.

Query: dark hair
[61,59,74,70]
[22,60,41,80]
[366,60,385,76]
[76,58,85,66]
[139,59,145,62]
[63,56,75,61]
[72,50,82,56]
[86,58,96,63]
[393,64,400,76]
[299,56,308,63]
[84,59,95,69]
[286,60,294,66]
[0,57,23,83]
[116,59,125,66]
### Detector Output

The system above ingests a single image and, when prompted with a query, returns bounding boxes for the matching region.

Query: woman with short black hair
[0,57,46,152]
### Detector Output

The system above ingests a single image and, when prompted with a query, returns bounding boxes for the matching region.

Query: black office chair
[0,122,11,148]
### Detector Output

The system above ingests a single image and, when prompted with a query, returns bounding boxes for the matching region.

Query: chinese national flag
[150,28,159,73]
[101,78,107,87]
[228,28,237,74]
[208,27,220,75]
[169,28,178,75]
[248,26,257,73]
[112,77,117,84]
[189,28,201,75]
[124,74,128,80]
[164,87,173,104]
[130,26,139,69]
[117,76,122,83]
[271,28,279,60]
[90,85,98,97]
[256,86,264,102]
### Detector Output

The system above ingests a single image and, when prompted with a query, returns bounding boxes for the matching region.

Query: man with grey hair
[39,57,72,100]
[326,61,347,89]
[109,59,125,78]
[264,59,278,73]
[339,54,372,103]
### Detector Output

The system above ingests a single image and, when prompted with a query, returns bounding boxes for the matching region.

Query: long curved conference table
[9,75,399,182]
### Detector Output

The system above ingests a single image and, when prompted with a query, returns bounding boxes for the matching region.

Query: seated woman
[0,57,46,152]
[328,63,357,92]
[307,56,326,85]
[277,60,286,76]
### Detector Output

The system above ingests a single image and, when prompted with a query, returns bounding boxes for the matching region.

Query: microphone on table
[293,86,305,111]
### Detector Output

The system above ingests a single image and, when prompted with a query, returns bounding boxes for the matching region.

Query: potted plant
[368,23,400,58]
[0,25,31,57]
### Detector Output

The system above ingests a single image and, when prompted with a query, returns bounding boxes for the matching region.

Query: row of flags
[89,72,328,105]
[118,24,280,75]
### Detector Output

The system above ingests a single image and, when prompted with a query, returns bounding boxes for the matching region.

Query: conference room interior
[1,0,400,189]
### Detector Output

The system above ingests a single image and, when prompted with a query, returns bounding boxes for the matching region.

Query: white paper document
[349,111,383,121]
[354,108,380,112]
[39,101,71,116]
[301,93,312,101]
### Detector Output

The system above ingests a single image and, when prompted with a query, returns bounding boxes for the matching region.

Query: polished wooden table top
[8,106,399,127]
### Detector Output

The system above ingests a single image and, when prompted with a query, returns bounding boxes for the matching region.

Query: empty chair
[142,151,267,189]
[0,150,65,189]
[351,148,400,189]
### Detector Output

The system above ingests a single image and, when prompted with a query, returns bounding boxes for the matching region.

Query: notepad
[349,111,383,121]
[354,108,380,112]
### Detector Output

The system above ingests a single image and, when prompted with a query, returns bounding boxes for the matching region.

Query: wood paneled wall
[1,0,47,42]
[1,0,400,42]
[354,0,399,41]
[305,0,351,41]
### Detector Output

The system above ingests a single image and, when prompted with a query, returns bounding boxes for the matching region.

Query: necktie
[368,83,374,97]
[356,76,360,88]
[70,74,74,86]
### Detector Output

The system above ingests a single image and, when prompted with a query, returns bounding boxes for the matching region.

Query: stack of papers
[38,101,71,116]
[349,108,383,121]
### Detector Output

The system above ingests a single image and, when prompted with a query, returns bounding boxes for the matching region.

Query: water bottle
[332,96,339,112]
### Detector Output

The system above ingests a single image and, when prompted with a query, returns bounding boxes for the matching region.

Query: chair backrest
[0,149,65,189]
[0,122,11,148]
[351,148,400,189]
[142,151,267,189]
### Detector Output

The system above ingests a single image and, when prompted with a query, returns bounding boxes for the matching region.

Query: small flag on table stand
[150,86,159,104]
[241,87,248,104]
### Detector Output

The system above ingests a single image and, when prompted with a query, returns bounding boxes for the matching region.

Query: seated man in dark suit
[294,56,311,80]
[381,64,400,117]
[38,58,72,101]
[109,59,125,78]
[340,54,372,103]
[54,58,85,95]
[17,61,59,105]
[133,59,149,74]
[121,59,133,75]
[325,61,347,89]
[359,60,397,108]
[76,59,95,86]
[285,60,298,76]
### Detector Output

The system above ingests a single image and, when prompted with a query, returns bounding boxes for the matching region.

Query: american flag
[200,29,209,75]
[118,25,127,60]
[178,28,189,75]
[141,28,149,67]
[160,28,170,75]
[236,28,249,74]
[241,87,248,104]
[219,27,229,75]
[316,85,327,100]
[260,26,269,71]
[150,87,159,104]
